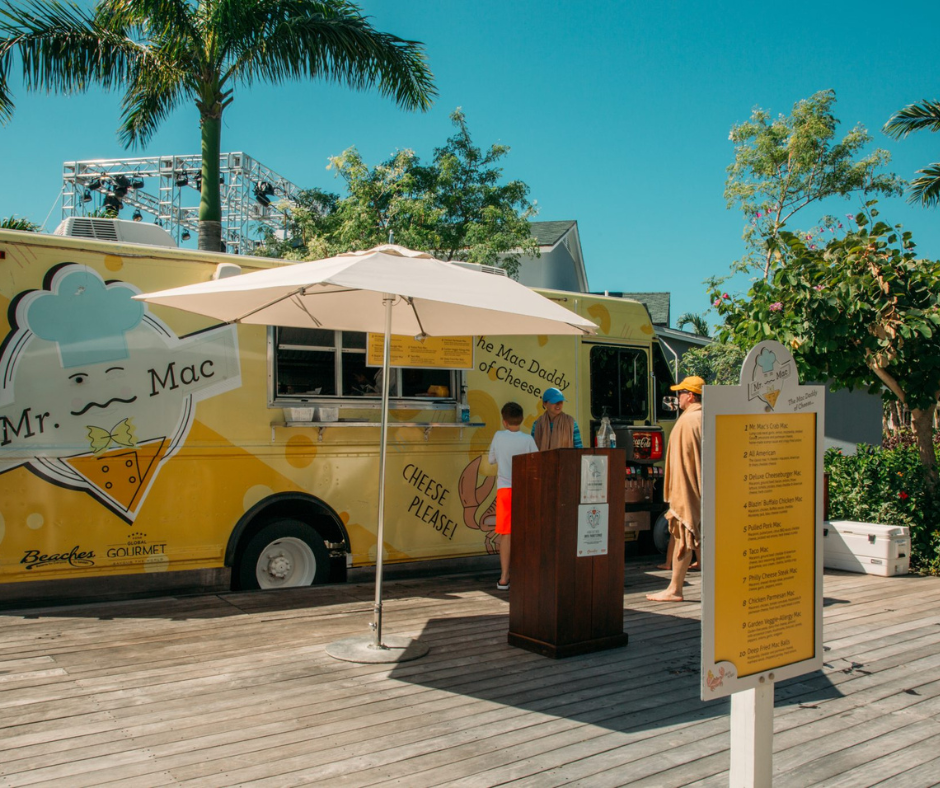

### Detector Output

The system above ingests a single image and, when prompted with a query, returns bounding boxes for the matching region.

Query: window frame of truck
[268,326,461,411]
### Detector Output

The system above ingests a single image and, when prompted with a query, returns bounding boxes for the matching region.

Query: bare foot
[646,591,684,602]
[688,562,700,571]
[656,563,671,571]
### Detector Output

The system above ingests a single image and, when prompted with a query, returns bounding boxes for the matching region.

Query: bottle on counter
[596,411,613,448]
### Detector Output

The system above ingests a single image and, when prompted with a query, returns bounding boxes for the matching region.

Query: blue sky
[2,0,938,326]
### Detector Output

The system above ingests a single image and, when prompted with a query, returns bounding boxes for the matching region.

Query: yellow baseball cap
[670,375,704,395]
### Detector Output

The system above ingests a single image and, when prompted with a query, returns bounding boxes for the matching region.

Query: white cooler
[823,520,911,577]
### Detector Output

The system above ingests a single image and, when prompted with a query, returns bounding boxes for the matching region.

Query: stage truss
[62,152,300,254]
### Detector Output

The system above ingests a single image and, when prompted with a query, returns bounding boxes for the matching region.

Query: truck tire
[237,518,330,590]
[652,512,671,555]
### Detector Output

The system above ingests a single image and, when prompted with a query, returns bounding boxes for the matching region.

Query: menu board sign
[714,412,817,676]
[367,333,474,369]
[701,341,824,700]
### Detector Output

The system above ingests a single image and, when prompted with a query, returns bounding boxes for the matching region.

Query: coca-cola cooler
[590,423,666,541]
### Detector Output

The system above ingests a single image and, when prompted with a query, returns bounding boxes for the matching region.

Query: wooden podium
[508,448,628,658]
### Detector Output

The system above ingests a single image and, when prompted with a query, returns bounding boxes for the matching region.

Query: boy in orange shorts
[487,401,538,591]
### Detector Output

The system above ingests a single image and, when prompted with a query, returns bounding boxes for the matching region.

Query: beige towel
[664,402,702,554]
[533,412,575,450]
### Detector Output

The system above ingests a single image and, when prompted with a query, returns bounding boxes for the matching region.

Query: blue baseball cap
[542,387,565,404]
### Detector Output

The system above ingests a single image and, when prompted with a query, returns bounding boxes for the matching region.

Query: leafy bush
[825,443,940,574]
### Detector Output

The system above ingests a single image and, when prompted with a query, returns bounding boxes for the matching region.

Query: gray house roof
[595,292,671,326]
[518,220,589,293]
[529,220,578,247]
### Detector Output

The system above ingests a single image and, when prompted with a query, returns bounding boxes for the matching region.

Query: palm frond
[0,0,140,96]
[908,163,940,208]
[0,54,14,123]
[677,312,711,337]
[884,99,940,139]
[97,0,198,42]
[119,57,187,147]
[222,0,435,111]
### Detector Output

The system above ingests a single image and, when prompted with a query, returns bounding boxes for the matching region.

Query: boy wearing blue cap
[531,387,582,450]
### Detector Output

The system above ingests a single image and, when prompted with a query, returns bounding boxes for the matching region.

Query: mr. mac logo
[746,346,792,412]
[0,264,241,521]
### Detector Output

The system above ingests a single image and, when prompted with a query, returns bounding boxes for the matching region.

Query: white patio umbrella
[136,244,596,662]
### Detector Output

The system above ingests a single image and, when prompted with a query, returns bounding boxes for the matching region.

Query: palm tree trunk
[198,115,223,252]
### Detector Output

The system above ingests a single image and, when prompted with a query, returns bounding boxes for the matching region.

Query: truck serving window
[272,327,457,403]
[589,346,649,421]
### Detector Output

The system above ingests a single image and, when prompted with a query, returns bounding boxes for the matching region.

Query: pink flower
[714,298,722,307]
[723,293,730,299]
[769,302,783,312]
[814,284,824,291]
[756,212,763,218]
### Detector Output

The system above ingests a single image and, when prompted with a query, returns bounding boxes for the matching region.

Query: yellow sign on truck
[0,221,677,603]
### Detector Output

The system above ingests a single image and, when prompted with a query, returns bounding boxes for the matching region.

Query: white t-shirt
[488,429,538,490]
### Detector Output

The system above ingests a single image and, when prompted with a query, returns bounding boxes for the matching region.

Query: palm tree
[1,215,39,231]
[0,0,436,251]
[676,312,710,337]
[884,100,940,208]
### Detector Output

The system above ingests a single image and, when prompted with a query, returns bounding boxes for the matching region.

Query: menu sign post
[701,340,824,787]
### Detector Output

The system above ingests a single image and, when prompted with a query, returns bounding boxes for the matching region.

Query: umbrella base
[326,634,429,663]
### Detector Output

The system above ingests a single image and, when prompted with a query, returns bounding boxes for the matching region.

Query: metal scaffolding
[61,153,300,254]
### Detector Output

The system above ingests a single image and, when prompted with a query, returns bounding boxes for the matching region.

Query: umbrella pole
[324,293,428,664]
[372,294,394,648]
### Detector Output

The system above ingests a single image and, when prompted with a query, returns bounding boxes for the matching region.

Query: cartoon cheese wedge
[65,437,169,516]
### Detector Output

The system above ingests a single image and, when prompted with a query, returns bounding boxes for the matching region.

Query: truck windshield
[589,346,649,421]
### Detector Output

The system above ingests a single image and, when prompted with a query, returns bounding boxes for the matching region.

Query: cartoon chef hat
[25,268,144,368]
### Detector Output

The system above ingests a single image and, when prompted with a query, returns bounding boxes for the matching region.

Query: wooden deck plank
[1,560,939,788]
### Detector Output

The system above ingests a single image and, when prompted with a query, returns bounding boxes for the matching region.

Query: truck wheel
[652,512,671,555]
[237,519,330,590]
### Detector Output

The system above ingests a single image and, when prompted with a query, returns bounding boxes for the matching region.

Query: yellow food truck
[0,221,678,603]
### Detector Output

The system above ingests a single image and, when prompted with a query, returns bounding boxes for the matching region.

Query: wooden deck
[2,558,940,787]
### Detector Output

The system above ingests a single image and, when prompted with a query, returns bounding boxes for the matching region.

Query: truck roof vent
[53,217,177,248]
[452,261,508,277]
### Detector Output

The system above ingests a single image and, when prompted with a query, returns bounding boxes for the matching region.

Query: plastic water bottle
[608,427,617,449]
[597,414,613,448]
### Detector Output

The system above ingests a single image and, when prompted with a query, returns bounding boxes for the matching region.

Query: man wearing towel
[647,376,704,602]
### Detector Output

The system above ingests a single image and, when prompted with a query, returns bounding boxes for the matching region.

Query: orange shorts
[495,488,512,535]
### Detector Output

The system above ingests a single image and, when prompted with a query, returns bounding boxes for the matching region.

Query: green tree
[0,0,435,251]
[680,342,744,386]
[676,312,710,337]
[262,109,538,276]
[884,99,940,208]
[711,205,940,489]
[725,89,902,278]
[0,215,38,231]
